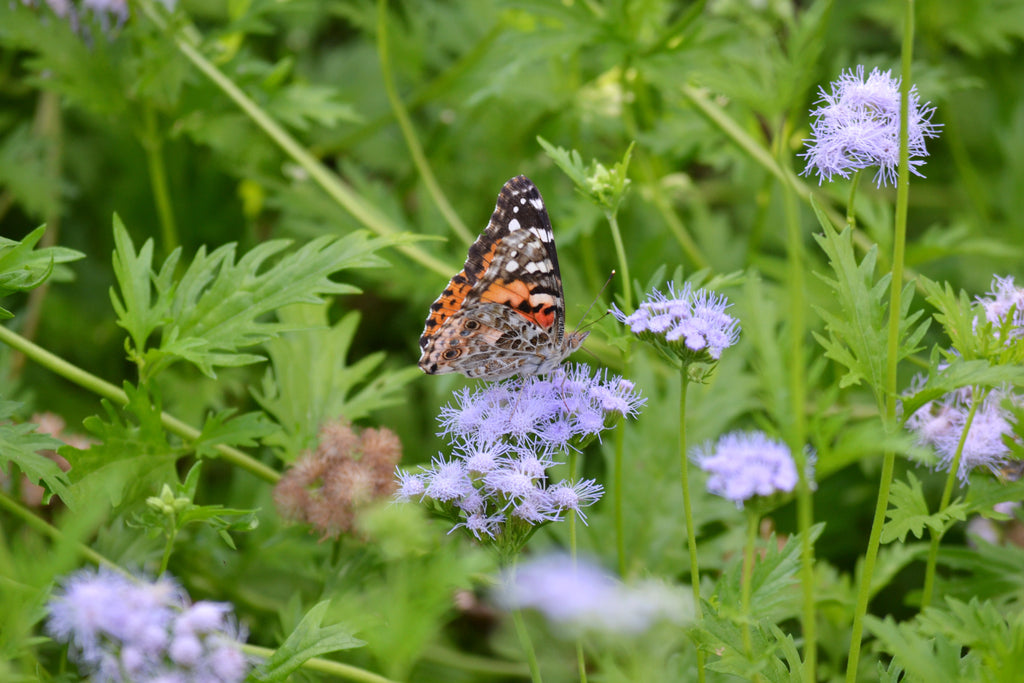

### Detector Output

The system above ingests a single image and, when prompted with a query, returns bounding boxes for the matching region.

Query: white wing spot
[513,206,519,213]
[508,218,521,231]
[520,198,527,205]
[504,260,519,272]
[530,198,544,210]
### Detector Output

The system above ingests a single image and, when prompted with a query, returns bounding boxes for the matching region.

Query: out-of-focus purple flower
[612,283,740,365]
[976,275,1024,340]
[692,432,812,507]
[907,385,1020,483]
[496,554,691,634]
[46,568,249,682]
[800,66,940,188]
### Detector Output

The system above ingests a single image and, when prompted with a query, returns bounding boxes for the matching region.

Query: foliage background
[1,0,1023,681]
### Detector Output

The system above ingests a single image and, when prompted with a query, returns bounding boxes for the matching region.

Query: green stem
[678,368,705,683]
[846,3,915,681]
[741,506,759,658]
[0,492,124,574]
[779,117,816,680]
[134,0,452,278]
[921,390,983,608]
[605,210,632,312]
[242,644,400,683]
[613,422,626,577]
[141,105,180,256]
[845,170,863,230]
[567,449,588,683]
[376,0,472,244]
[511,606,543,683]
[0,326,280,483]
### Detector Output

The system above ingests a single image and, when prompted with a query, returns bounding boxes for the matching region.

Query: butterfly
[418,175,588,380]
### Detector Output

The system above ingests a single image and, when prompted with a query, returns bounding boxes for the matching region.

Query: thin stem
[779,116,816,679]
[0,491,124,574]
[567,449,588,683]
[741,506,759,658]
[845,3,915,681]
[845,170,863,230]
[921,390,983,608]
[605,210,632,313]
[0,326,280,483]
[511,606,543,683]
[613,422,626,577]
[242,644,400,683]
[141,105,180,256]
[376,0,472,244]
[678,368,705,683]
[133,0,453,278]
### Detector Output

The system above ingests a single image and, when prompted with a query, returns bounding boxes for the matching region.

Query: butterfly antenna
[571,270,616,335]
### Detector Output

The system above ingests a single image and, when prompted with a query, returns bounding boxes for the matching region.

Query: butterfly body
[418,176,587,380]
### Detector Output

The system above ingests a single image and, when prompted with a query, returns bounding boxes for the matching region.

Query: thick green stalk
[511,606,543,683]
[376,0,472,244]
[613,423,626,576]
[0,326,280,483]
[845,3,915,681]
[605,209,632,312]
[678,369,705,683]
[568,450,588,683]
[921,391,982,608]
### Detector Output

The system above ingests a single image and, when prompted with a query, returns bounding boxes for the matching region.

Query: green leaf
[253,601,364,682]
[253,303,420,460]
[192,409,278,459]
[917,597,1024,683]
[881,472,969,544]
[537,136,634,213]
[899,353,1024,420]
[0,226,84,319]
[66,384,180,509]
[109,214,397,380]
[810,204,928,400]
[0,397,73,506]
[865,615,974,683]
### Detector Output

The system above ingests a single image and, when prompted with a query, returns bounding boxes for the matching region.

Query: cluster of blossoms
[610,282,740,364]
[46,568,249,682]
[801,65,940,188]
[497,554,690,635]
[692,431,813,508]
[274,420,402,539]
[905,275,1024,484]
[905,384,1020,484]
[976,275,1024,340]
[395,364,644,543]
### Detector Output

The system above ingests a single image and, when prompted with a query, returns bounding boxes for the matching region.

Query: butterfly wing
[418,176,579,378]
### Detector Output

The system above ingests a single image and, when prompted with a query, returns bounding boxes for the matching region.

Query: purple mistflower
[46,568,249,682]
[906,385,1020,484]
[801,65,940,188]
[497,554,690,634]
[976,275,1024,340]
[611,282,740,364]
[394,469,427,501]
[436,363,645,450]
[693,431,811,507]
[546,480,605,523]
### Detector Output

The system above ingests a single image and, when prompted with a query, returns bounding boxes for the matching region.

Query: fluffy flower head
[46,568,249,682]
[611,283,739,364]
[497,554,691,635]
[693,431,811,507]
[801,66,940,187]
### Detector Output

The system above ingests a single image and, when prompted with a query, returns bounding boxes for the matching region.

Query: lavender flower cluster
[497,554,690,635]
[395,364,644,541]
[801,65,940,188]
[693,431,813,507]
[46,568,249,683]
[976,275,1024,340]
[611,282,740,363]
[906,385,1019,484]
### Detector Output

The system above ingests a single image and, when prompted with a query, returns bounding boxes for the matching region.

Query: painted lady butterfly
[418,175,588,380]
